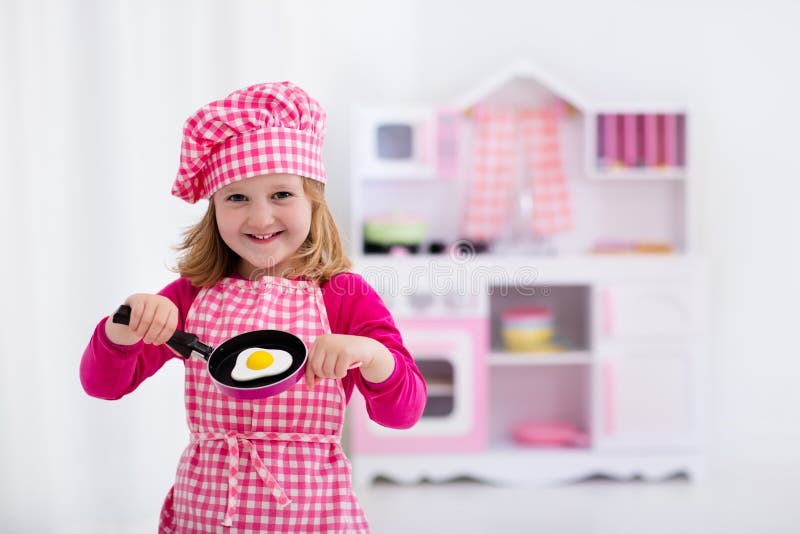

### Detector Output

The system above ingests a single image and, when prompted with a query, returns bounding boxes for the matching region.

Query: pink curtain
[462,107,572,241]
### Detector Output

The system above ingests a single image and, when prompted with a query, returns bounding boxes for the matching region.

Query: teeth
[251,233,275,240]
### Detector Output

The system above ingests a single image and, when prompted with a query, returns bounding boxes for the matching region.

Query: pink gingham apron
[158,276,369,533]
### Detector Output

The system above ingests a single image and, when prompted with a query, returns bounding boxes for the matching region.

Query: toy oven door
[350,318,488,453]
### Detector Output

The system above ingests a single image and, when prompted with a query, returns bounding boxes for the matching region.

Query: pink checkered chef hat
[172,81,326,203]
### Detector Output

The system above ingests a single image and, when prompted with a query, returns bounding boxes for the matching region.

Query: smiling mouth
[247,231,282,242]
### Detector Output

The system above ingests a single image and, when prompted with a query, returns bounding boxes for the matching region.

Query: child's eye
[272,191,293,200]
[226,194,247,202]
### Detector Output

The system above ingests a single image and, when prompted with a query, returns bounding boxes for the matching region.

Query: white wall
[1,0,799,531]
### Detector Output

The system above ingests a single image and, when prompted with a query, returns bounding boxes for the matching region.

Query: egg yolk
[246,350,274,370]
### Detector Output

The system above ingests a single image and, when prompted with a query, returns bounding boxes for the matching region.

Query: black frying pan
[112,305,307,399]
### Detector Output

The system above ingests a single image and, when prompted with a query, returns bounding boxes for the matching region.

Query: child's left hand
[305,334,395,388]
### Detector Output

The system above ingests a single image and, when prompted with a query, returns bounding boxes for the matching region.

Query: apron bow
[192,430,339,527]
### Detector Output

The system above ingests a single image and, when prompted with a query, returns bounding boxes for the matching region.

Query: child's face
[214,173,312,279]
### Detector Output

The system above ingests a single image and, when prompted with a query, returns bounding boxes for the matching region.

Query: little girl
[80,81,427,533]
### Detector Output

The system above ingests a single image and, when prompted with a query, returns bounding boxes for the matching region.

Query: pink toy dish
[511,421,590,448]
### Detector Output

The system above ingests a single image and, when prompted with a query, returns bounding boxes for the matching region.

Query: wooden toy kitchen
[347,60,708,486]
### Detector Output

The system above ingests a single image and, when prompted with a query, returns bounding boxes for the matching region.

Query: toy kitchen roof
[451,60,686,113]
[452,59,591,113]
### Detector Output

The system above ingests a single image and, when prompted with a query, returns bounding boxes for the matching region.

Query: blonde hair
[174,178,351,287]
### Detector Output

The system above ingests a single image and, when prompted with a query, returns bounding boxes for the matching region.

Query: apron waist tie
[191,430,340,527]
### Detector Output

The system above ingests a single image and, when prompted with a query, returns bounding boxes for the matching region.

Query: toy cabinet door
[598,284,697,340]
[595,344,699,450]
[353,106,438,179]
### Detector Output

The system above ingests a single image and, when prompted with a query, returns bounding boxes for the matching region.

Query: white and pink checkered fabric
[172,82,327,204]
[521,109,572,235]
[159,276,369,533]
[462,107,572,241]
[462,109,518,241]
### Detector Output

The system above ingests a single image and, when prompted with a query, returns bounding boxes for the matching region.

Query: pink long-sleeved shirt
[80,272,426,429]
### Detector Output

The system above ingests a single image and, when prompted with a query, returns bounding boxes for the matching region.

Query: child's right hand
[104,293,179,347]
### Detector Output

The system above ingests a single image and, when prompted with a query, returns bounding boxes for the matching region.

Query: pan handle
[111,304,213,360]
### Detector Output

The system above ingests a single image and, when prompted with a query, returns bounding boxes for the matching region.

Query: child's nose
[247,199,276,227]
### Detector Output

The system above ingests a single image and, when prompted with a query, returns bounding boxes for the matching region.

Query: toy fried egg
[231,347,293,382]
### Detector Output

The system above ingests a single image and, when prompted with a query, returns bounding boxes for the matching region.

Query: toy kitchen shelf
[488,352,592,366]
[585,107,688,180]
[347,61,707,487]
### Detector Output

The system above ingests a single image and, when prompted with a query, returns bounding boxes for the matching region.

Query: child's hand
[104,293,179,347]
[305,334,395,388]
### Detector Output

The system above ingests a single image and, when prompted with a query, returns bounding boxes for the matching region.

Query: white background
[1,0,799,531]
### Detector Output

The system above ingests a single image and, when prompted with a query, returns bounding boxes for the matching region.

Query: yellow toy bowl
[502,327,554,352]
